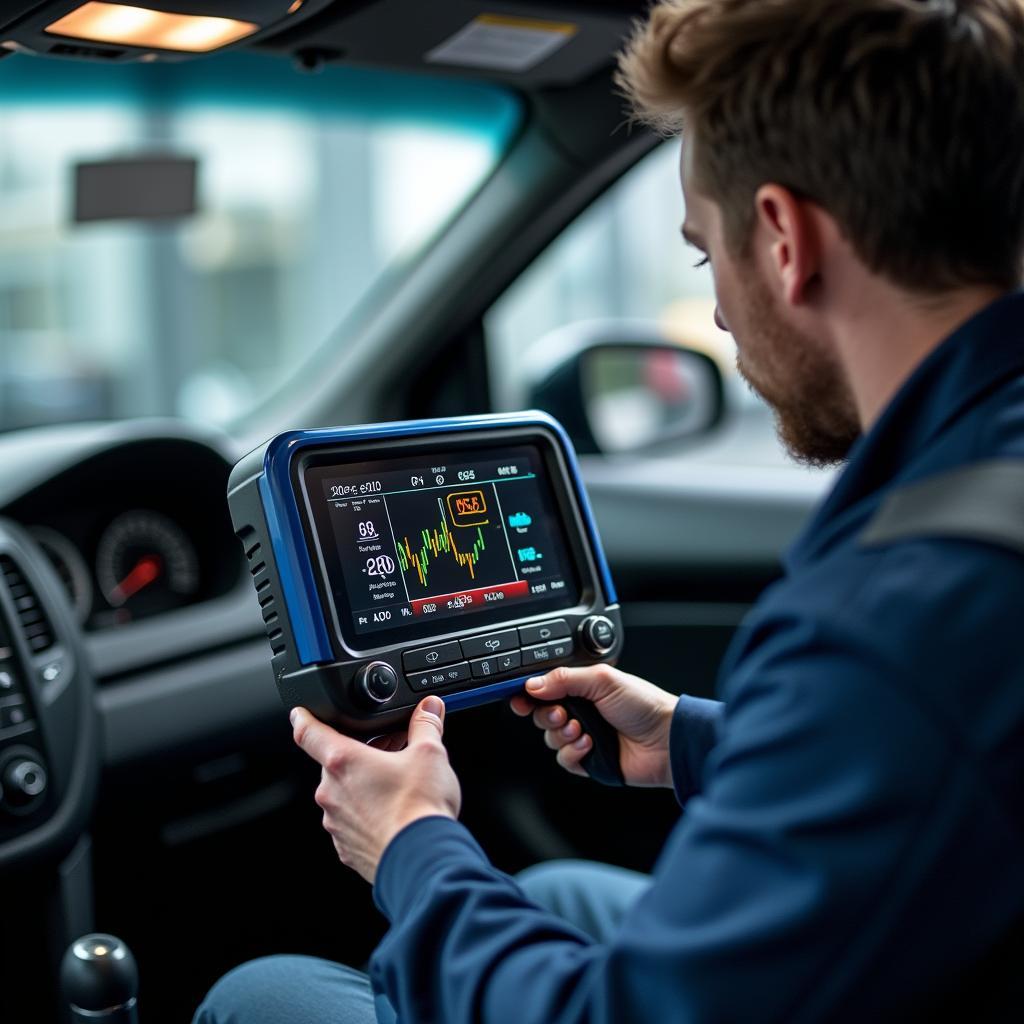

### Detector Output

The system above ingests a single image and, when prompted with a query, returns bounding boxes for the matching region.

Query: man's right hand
[510,665,677,788]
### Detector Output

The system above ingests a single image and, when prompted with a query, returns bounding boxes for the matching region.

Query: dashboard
[8,450,238,633]
[0,422,249,678]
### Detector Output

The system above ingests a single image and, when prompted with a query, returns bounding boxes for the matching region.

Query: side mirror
[525,322,725,455]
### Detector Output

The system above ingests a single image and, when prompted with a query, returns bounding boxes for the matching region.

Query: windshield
[0,55,519,433]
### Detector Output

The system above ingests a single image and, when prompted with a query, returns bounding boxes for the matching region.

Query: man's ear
[753,184,821,307]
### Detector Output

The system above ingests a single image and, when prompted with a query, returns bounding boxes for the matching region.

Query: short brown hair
[617,0,1024,291]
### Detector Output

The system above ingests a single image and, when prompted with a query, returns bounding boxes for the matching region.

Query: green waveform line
[396,516,487,588]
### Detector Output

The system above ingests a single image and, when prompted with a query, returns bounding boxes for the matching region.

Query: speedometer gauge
[96,510,199,621]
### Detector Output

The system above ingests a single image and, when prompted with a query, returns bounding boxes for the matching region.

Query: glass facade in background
[0,55,518,433]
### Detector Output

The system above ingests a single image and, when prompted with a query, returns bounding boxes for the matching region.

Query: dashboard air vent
[0,555,55,654]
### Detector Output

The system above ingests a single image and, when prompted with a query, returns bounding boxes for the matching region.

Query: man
[197,0,1024,1020]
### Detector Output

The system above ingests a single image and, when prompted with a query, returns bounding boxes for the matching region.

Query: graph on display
[384,487,518,601]
[397,514,487,588]
[316,445,581,634]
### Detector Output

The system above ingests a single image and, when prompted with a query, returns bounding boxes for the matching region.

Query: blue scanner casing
[226,412,621,736]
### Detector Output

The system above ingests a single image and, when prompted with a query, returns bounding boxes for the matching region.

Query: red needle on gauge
[110,555,162,606]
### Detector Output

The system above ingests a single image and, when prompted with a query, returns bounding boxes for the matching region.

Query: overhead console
[0,0,640,90]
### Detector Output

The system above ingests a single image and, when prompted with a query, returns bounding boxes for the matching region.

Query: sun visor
[258,1,635,88]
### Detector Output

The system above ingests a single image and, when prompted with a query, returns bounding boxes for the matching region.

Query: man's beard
[734,274,860,468]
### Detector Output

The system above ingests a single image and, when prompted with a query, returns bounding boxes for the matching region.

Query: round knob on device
[1,754,47,813]
[354,661,399,707]
[580,615,618,656]
[60,934,139,1023]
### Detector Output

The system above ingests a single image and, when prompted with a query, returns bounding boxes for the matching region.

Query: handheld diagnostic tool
[227,412,625,784]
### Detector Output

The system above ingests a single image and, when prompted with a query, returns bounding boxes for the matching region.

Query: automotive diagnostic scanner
[227,412,625,784]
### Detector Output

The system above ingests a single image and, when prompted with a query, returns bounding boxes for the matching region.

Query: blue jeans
[193,859,651,1024]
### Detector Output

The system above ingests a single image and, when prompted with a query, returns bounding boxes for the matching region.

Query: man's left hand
[290,695,461,884]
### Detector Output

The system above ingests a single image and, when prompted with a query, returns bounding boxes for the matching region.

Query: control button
[0,700,30,730]
[580,615,618,655]
[0,670,16,692]
[1,755,47,812]
[42,661,62,683]
[353,662,399,706]
[518,619,571,647]
[402,641,463,673]
[521,638,575,668]
[407,661,471,692]
[471,650,522,680]
[460,629,518,660]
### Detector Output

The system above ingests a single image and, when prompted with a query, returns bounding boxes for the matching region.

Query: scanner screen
[303,444,581,644]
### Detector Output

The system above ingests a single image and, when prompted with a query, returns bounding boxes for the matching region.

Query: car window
[0,55,519,433]
[485,140,796,468]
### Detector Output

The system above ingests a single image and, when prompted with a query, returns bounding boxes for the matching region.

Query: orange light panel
[46,3,259,53]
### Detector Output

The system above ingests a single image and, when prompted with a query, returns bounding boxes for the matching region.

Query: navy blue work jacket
[369,292,1024,1022]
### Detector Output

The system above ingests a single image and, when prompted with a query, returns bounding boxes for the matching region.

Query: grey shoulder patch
[860,460,1024,555]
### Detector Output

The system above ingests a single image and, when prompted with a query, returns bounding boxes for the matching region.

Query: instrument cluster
[30,510,202,629]
[4,437,240,631]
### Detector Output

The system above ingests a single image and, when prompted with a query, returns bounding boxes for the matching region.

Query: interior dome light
[45,2,259,53]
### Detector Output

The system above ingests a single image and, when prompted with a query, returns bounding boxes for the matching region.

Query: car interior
[0,2,832,1021]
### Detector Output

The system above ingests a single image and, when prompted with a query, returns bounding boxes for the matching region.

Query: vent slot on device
[242,531,286,656]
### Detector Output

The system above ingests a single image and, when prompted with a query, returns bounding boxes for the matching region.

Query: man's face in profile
[679,140,860,467]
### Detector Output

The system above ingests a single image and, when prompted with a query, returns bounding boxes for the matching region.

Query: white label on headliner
[426,15,577,73]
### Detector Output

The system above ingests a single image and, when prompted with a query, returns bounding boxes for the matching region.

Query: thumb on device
[525,665,612,704]
[408,694,446,745]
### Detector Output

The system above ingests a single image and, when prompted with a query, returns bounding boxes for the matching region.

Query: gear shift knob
[60,934,139,1024]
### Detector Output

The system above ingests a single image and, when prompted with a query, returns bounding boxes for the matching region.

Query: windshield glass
[0,55,519,432]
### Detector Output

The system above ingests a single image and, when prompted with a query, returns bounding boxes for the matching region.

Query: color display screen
[303,444,581,644]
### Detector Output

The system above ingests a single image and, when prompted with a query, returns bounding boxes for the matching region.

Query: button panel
[460,629,518,660]
[402,641,463,672]
[0,625,46,818]
[401,619,605,694]
[518,619,571,646]
[408,661,472,692]
[470,650,522,680]
[521,638,574,668]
